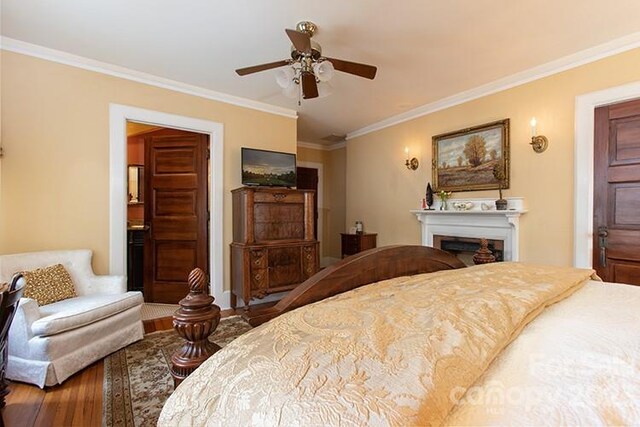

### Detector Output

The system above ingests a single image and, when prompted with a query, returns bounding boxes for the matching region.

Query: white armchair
[0,249,143,387]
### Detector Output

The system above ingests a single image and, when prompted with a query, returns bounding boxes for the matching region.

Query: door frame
[109,104,225,306]
[574,81,640,268]
[297,161,324,260]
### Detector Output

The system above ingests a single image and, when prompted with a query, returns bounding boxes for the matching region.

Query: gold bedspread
[159,263,594,426]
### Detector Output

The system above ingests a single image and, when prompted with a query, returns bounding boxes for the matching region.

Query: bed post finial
[170,267,221,388]
[473,239,497,264]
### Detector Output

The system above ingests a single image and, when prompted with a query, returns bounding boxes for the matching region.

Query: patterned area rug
[140,303,179,321]
[103,316,252,427]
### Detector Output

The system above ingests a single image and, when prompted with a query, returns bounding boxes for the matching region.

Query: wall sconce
[529,117,549,153]
[404,147,419,170]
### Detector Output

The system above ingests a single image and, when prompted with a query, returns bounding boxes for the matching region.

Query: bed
[158,246,640,426]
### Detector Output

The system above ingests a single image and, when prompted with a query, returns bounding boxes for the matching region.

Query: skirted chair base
[7,304,143,388]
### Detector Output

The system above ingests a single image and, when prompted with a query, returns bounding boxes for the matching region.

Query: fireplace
[434,235,504,266]
[411,197,526,262]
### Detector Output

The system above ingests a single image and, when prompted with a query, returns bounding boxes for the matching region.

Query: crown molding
[347,31,640,140]
[297,141,346,151]
[0,37,298,120]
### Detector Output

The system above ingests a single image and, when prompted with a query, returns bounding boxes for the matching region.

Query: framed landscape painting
[432,119,510,192]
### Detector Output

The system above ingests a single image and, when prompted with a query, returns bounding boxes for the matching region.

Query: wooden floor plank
[91,362,104,426]
[4,382,45,427]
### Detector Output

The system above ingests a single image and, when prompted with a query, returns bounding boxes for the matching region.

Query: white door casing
[109,104,226,307]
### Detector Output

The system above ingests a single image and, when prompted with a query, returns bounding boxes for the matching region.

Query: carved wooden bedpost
[473,239,497,264]
[170,268,221,388]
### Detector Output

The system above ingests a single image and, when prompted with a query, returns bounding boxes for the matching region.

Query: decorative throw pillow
[21,264,77,306]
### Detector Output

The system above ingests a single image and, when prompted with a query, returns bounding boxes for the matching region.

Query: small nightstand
[341,233,377,258]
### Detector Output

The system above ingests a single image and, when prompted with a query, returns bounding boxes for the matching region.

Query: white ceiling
[3,1,640,144]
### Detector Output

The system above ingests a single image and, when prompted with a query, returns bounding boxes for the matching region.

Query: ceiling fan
[235,21,377,100]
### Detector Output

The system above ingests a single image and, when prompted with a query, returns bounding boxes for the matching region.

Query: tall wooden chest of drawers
[230,187,319,310]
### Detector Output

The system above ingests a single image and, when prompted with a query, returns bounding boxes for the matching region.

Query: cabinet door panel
[267,247,302,288]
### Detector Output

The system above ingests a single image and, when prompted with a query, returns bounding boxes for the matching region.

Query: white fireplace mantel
[411,197,527,261]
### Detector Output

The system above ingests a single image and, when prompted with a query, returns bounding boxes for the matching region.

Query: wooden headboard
[245,245,465,326]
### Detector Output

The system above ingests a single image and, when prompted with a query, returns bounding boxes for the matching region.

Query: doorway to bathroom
[126,121,210,303]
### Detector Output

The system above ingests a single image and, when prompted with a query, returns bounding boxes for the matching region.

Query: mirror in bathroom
[128,165,144,204]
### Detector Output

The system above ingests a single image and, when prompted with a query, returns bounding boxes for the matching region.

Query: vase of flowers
[437,190,452,211]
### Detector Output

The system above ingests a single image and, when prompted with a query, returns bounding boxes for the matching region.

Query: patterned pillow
[21,264,77,306]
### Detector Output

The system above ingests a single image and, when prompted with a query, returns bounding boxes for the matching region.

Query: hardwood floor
[2,303,270,426]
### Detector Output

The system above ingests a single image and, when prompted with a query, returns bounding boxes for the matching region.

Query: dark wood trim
[244,245,465,326]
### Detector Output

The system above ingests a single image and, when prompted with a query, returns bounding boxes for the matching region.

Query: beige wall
[347,48,640,266]
[0,51,297,289]
[297,145,346,260]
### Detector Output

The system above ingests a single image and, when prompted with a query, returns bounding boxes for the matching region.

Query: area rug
[103,316,252,427]
[140,303,179,321]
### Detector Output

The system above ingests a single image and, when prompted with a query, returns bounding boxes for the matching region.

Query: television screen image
[241,148,297,187]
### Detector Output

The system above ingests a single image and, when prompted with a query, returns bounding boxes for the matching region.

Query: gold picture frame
[432,119,510,192]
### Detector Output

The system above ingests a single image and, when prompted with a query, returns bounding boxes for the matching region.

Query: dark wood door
[296,167,318,239]
[593,99,640,285]
[144,129,209,303]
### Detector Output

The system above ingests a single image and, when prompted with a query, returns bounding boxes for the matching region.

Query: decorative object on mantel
[425,183,434,210]
[492,163,508,210]
[170,268,221,388]
[473,239,497,264]
[437,190,452,210]
[529,117,549,153]
[432,119,510,192]
[452,201,474,211]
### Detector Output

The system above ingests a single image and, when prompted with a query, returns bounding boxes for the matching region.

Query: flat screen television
[241,147,297,187]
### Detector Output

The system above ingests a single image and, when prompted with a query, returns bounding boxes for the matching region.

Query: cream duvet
[158,263,598,426]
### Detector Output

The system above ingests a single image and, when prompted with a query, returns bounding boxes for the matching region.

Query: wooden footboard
[243,245,465,326]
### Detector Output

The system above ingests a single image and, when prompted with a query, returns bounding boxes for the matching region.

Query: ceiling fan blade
[325,57,377,80]
[301,72,319,99]
[235,60,289,76]
[285,29,311,54]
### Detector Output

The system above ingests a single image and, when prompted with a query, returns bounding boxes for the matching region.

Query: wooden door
[296,167,318,239]
[144,129,209,303]
[593,99,640,285]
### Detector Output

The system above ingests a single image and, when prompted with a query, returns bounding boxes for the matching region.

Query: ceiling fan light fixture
[317,82,333,98]
[282,81,299,99]
[276,67,296,88]
[235,21,377,102]
[313,60,334,82]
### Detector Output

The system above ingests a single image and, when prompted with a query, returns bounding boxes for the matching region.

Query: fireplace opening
[433,235,504,266]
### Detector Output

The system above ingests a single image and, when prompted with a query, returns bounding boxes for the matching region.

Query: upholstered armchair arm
[85,274,127,295]
[9,298,41,349]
